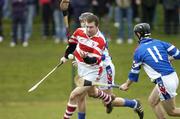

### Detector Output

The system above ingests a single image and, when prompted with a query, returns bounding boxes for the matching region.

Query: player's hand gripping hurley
[28,62,63,92]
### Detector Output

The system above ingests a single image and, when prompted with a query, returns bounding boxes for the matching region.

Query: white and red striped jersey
[69,28,106,66]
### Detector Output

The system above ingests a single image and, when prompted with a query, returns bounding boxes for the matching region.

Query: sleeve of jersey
[163,42,180,59]
[64,30,79,59]
[68,30,78,44]
[128,50,142,82]
[64,43,77,59]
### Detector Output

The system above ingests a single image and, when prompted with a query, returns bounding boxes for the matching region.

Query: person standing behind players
[52,0,67,44]
[115,0,134,44]
[60,14,115,119]
[120,23,180,119]
[25,0,36,44]
[71,0,91,29]
[10,0,27,47]
[75,12,144,119]
[162,0,179,34]
[39,0,54,39]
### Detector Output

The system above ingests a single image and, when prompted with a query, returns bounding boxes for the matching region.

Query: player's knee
[88,90,97,98]
[87,87,97,98]
[69,94,76,101]
[148,98,157,107]
[69,92,79,101]
[88,92,96,98]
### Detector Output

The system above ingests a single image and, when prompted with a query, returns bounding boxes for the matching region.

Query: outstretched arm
[120,79,134,91]
[120,49,142,91]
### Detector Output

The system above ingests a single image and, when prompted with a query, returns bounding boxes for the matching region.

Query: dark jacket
[51,0,60,10]
[27,0,36,5]
[0,0,5,7]
[163,0,179,9]
[12,0,27,17]
[142,0,158,7]
[92,0,109,17]
[71,0,91,7]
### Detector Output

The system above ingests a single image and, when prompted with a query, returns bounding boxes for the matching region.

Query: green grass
[0,10,180,118]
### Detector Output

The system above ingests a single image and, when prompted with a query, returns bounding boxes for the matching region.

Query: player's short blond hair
[79,12,94,21]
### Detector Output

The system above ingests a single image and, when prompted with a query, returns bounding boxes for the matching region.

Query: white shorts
[77,63,102,82]
[156,72,179,101]
[98,62,115,90]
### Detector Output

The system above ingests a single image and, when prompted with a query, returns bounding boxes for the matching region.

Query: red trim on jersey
[98,66,103,75]
[74,50,83,62]
[96,58,101,64]
[96,66,103,80]
[79,43,101,56]
[91,37,105,50]
[68,38,78,44]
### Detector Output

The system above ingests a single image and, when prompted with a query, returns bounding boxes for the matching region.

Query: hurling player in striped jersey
[75,12,144,119]
[120,23,180,119]
[60,14,116,119]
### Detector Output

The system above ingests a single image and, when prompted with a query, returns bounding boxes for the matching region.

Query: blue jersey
[128,38,180,82]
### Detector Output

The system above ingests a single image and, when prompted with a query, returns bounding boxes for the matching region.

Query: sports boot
[134,100,144,119]
[106,95,115,114]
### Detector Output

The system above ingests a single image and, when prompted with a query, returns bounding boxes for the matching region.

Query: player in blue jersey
[120,23,180,119]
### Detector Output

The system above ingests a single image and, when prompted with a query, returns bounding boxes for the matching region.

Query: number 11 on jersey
[147,46,163,62]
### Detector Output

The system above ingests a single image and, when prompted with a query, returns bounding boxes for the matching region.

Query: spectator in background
[0,0,4,42]
[71,0,91,29]
[132,0,141,23]
[107,0,115,21]
[10,0,27,47]
[35,0,40,16]
[114,2,120,28]
[162,0,180,34]
[92,0,109,19]
[39,0,54,39]
[141,0,158,30]
[92,0,111,41]
[25,0,36,45]
[115,0,133,44]
[52,0,67,44]
[67,1,74,25]
[3,0,11,19]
